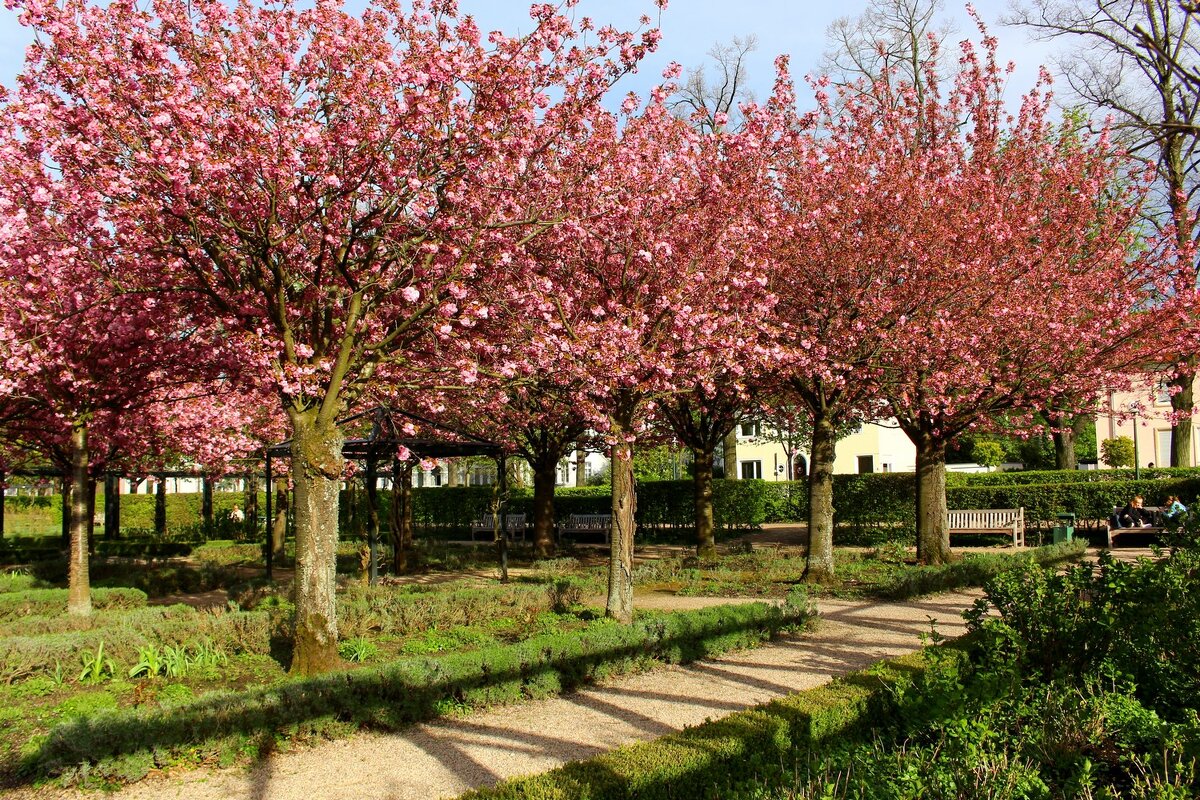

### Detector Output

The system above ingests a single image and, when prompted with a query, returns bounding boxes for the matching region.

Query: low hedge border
[457,645,969,800]
[22,600,812,785]
[0,588,147,623]
[880,540,1088,600]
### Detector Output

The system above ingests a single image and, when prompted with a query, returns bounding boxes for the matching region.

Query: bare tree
[671,36,758,132]
[1007,0,1200,466]
[821,0,955,102]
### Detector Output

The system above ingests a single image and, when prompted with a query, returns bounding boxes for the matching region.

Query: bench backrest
[474,513,526,529]
[946,508,1023,529]
[567,514,611,528]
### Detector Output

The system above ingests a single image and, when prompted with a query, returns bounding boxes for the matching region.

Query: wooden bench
[946,508,1025,548]
[559,513,611,545]
[469,513,527,543]
[1106,505,1164,548]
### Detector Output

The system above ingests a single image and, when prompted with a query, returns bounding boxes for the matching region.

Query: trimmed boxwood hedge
[458,646,967,800]
[24,600,811,784]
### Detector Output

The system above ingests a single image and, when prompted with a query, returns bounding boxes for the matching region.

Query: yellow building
[1097,376,1200,467]
[725,419,917,479]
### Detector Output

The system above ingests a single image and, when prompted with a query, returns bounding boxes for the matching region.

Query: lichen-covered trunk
[1170,366,1194,467]
[722,430,738,479]
[692,447,717,560]
[391,462,414,574]
[287,411,343,675]
[915,431,951,565]
[201,475,214,535]
[67,420,91,617]
[271,480,289,559]
[575,447,587,487]
[805,413,837,583]
[103,474,120,539]
[244,475,259,539]
[607,414,636,624]
[1052,426,1077,471]
[531,460,557,559]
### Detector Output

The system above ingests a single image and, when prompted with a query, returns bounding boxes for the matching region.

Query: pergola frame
[264,406,512,583]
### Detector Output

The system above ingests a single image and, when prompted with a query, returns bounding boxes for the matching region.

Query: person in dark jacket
[1119,495,1152,528]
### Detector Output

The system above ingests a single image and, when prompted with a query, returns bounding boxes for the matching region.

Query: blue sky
[0,0,1060,109]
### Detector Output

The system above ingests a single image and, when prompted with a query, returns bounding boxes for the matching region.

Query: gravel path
[4,589,983,800]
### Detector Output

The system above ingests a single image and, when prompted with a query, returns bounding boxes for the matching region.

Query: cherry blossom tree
[864,30,1169,564]
[0,123,258,614]
[516,87,780,621]
[767,66,916,582]
[4,0,665,670]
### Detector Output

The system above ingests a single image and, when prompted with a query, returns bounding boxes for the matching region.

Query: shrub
[1101,436,1136,468]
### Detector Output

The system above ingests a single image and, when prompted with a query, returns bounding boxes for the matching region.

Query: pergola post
[366,454,379,585]
[264,455,273,579]
[0,470,5,539]
[496,453,509,583]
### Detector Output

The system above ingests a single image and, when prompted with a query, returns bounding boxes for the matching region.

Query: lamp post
[1131,402,1141,480]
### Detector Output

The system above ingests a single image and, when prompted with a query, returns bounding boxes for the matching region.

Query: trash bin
[1052,512,1076,544]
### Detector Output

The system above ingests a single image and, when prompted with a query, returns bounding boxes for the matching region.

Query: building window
[739,421,761,438]
[740,460,762,480]
[857,455,874,474]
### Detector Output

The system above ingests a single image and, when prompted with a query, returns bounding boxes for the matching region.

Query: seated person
[1164,495,1188,522]
[1119,495,1153,528]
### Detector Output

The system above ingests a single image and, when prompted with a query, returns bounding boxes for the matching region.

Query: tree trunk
[103,473,120,539]
[86,479,97,556]
[244,475,259,539]
[805,413,837,582]
[154,475,167,536]
[287,410,344,675]
[67,419,92,616]
[531,459,557,559]
[914,430,951,565]
[693,446,717,560]
[1050,413,1077,471]
[575,447,587,487]
[606,411,637,623]
[1170,366,1195,467]
[391,461,414,574]
[201,475,214,535]
[447,459,461,487]
[722,430,738,479]
[60,480,69,547]
[272,480,288,560]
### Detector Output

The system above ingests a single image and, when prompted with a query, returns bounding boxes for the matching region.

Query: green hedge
[881,540,1087,599]
[0,588,146,622]
[25,601,811,783]
[458,646,967,800]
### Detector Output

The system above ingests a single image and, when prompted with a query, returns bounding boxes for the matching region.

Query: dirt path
[5,589,983,800]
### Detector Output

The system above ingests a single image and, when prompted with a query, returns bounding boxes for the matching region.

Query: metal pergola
[264,406,512,583]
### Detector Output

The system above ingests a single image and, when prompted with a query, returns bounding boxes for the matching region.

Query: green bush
[24,601,810,783]
[880,540,1087,600]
